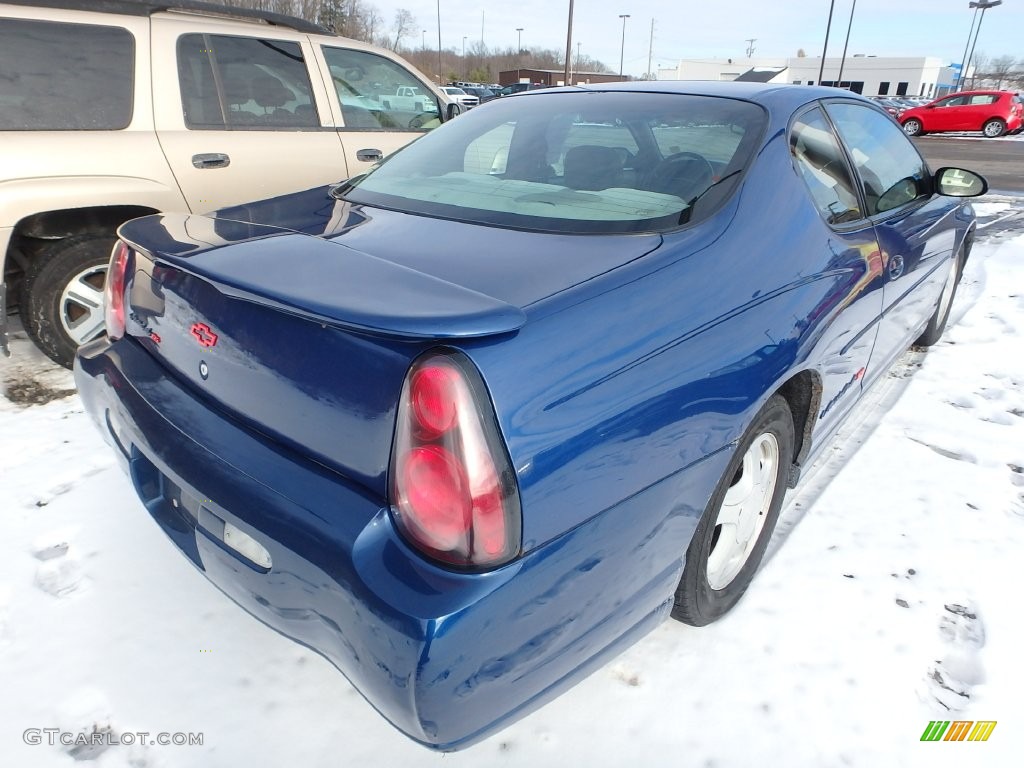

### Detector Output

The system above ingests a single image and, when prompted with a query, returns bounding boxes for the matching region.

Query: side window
[967,94,997,106]
[177,34,319,129]
[321,47,438,132]
[826,103,929,215]
[0,18,133,130]
[935,96,966,108]
[789,108,863,225]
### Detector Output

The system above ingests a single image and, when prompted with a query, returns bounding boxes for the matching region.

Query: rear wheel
[672,394,794,626]
[21,234,115,368]
[915,247,964,347]
[902,118,924,137]
[982,118,1006,138]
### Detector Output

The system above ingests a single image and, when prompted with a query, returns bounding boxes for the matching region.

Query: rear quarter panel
[466,123,886,554]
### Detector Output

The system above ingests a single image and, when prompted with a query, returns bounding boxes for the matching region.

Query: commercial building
[657,56,961,98]
[499,68,628,87]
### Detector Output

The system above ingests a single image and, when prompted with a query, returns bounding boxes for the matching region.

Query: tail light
[390,351,521,569]
[104,240,130,340]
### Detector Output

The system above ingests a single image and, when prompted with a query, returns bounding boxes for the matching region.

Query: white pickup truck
[0,0,458,367]
[380,86,440,113]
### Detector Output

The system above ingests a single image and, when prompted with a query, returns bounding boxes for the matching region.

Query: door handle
[888,254,905,279]
[192,153,231,169]
[356,148,383,163]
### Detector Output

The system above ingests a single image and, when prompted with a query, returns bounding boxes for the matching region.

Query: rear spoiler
[118,213,526,340]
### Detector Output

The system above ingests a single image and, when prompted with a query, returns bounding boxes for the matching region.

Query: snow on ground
[1,200,1023,767]
[920,132,1024,142]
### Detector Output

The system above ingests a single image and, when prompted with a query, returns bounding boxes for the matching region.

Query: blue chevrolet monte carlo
[75,82,986,749]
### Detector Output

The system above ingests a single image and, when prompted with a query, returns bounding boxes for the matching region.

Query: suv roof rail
[3,0,330,34]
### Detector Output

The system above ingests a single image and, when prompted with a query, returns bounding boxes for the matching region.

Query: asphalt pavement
[913,135,1024,193]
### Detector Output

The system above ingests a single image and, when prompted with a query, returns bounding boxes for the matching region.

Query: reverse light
[390,352,521,568]
[104,240,130,340]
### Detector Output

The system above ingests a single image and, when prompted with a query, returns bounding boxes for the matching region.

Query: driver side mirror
[935,167,988,198]
[444,102,464,122]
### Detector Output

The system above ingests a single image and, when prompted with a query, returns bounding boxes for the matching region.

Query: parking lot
[914,134,1024,193]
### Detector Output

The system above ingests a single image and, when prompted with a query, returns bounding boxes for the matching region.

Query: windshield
[341,91,766,234]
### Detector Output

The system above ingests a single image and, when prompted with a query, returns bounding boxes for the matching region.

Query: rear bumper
[74,337,718,749]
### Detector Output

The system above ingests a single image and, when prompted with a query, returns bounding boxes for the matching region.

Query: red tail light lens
[104,240,130,340]
[390,352,521,568]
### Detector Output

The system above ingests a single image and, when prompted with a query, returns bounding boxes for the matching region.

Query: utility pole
[745,38,756,58]
[563,0,574,86]
[436,0,442,86]
[647,18,655,79]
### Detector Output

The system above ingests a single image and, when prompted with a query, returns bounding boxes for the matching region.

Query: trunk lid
[118,208,662,495]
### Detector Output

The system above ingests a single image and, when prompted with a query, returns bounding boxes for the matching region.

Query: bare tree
[969,51,988,89]
[391,9,415,51]
[986,55,1018,90]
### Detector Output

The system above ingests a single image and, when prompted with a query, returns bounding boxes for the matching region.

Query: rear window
[341,91,766,234]
[0,18,134,130]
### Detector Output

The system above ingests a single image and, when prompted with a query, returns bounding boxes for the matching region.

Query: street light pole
[516,27,523,83]
[836,0,857,88]
[956,4,981,91]
[421,29,426,53]
[462,36,467,80]
[436,0,442,86]
[964,0,1001,90]
[618,14,630,77]
[817,0,836,85]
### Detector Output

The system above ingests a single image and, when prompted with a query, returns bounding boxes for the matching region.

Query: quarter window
[177,34,319,129]
[825,102,930,215]
[0,18,133,130]
[790,108,862,225]
[321,47,439,132]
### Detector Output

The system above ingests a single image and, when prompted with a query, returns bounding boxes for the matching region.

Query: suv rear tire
[22,234,115,368]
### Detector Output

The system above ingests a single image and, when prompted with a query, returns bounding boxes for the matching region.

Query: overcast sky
[373,0,1022,76]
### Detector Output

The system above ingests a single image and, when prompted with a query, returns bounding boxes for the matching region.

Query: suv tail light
[390,351,521,568]
[104,240,130,340]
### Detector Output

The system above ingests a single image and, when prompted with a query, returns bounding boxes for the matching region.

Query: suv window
[0,18,133,130]
[177,34,319,129]
[826,102,929,215]
[789,107,862,225]
[343,92,766,234]
[322,46,439,132]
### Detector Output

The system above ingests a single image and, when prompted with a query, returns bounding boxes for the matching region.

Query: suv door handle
[192,153,231,169]
[356,148,383,162]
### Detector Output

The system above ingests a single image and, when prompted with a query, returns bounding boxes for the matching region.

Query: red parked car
[900,90,1023,138]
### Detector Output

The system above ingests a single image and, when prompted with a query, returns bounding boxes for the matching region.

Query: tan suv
[0,0,457,367]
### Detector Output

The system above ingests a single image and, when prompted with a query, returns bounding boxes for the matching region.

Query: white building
[657,56,961,98]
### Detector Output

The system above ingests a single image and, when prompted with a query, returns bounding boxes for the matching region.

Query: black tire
[902,118,924,137]
[981,118,1006,138]
[21,233,116,368]
[915,248,964,347]
[672,394,795,626]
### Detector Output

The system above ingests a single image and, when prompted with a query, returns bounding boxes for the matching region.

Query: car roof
[1,0,328,33]
[513,80,874,112]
